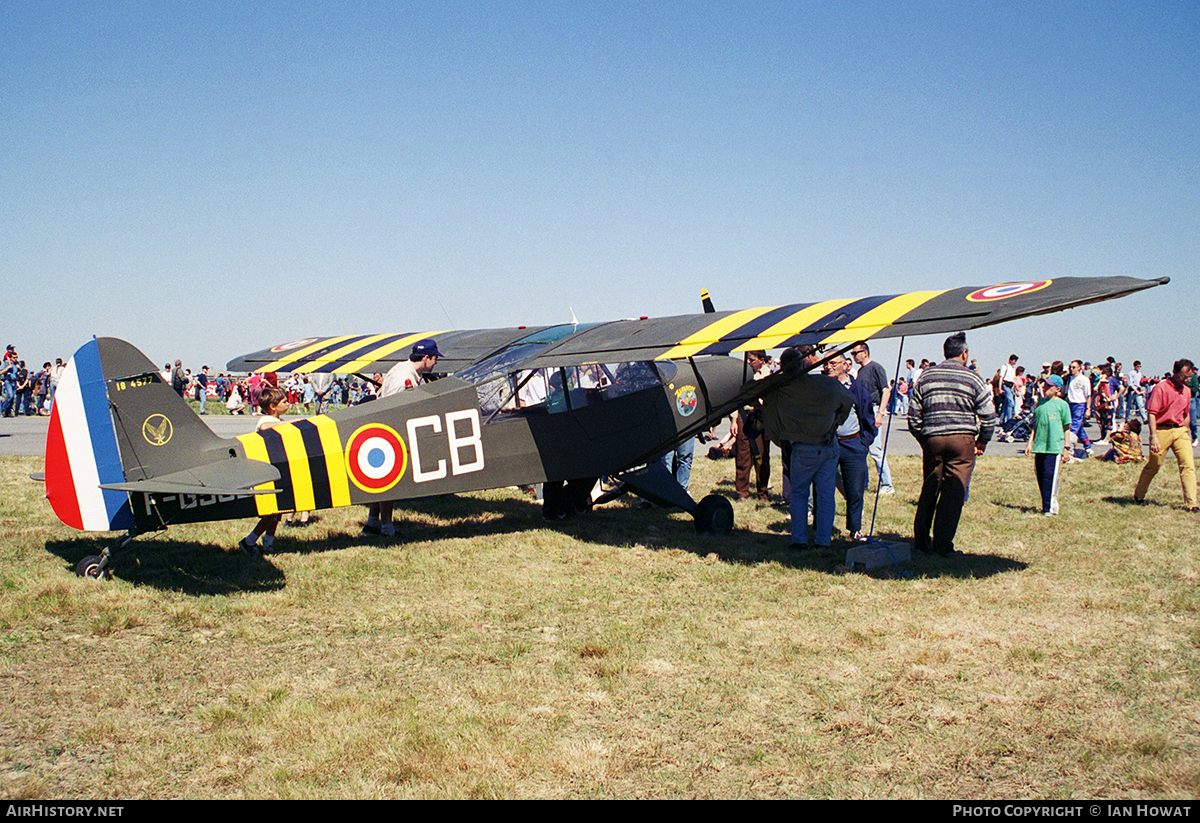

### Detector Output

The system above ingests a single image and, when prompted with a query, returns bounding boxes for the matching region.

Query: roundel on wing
[270,338,318,353]
[345,423,408,493]
[966,280,1052,302]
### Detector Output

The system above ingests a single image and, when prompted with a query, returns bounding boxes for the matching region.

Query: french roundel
[345,424,408,493]
[966,280,1052,302]
[270,338,318,353]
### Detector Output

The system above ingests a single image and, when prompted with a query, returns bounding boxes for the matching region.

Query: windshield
[454,323,598,386]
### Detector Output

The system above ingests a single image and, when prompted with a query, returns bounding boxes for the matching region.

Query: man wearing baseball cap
[366,338,442,537]
[380,338,441,396]
[1025,374,1071,515]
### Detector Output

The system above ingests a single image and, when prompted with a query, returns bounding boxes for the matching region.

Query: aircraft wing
[226,327,553,375]
[228,276,1166,374]
[520,275,1167,367]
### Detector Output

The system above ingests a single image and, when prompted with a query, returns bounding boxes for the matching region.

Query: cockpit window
[476,360,662,423]
[653,360,677,382]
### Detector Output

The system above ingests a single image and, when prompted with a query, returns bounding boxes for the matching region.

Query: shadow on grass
[42,487,1026,591]
[1100,495,1164,509]
[993,502,1042,514]
[387,494,1026,580]
[43,536,286,596]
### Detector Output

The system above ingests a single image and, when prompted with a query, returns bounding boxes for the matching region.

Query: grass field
[1,450,1197,799]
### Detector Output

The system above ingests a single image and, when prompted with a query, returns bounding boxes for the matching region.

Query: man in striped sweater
[907,332,997,556]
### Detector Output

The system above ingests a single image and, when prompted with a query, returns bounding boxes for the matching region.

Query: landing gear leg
[604,463,737,535]
[75,530,138,580]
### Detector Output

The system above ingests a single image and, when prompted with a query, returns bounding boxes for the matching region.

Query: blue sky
[4,1,1196,378]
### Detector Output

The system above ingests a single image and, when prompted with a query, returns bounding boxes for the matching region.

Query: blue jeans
[1190,397,1199,443]
[789,442,838,546]
[1069,401,1090,449]
[835,436,869,533]
[658,437,695,491]
[868,407,893,490]
[1001,384,1016,424]
[1127,392,1145,421]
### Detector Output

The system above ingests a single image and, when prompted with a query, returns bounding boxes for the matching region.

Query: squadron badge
[675,385,698,417]
[142,414,173,446]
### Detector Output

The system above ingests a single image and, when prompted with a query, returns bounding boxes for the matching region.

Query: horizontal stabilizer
[98,457,281,497]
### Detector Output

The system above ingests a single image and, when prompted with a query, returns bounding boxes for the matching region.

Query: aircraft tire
[694,495,734,535]
[75,555,106,580]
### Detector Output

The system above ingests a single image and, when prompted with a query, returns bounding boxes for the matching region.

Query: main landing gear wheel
[693,494,734,534]
[75,555,108,580]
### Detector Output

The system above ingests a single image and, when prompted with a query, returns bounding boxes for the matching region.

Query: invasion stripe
[294,420,331,511]
[277,423,316,512]
[256,335,361,374]
[819,290,947,344]
[731,298,855,352]
[693,304,809,356]
[261,429,296,512]
[660,307,782,360]
[237,432,279,516]
[311,416,352,508]
[337,331,448,376]
[291,333,406,375]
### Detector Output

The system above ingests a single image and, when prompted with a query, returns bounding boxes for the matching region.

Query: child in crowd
[1102,418,1144,464]
[237,386,288,555]
[1025,375,1071,515]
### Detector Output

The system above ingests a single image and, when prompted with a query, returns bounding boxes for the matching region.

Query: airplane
[41,275,1167,578]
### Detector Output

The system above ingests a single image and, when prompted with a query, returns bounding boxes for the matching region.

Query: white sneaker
[878,486,895,496]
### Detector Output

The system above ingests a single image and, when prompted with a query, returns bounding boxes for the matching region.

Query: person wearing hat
[1025,374,1071,515]
[365,338,442,537]
[379,338,441,396]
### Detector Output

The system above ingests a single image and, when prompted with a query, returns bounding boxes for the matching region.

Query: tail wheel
[75,555,107,580]
[694,494,734,534]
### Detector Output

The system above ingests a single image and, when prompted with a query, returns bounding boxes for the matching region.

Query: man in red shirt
[1134,359,1196,511]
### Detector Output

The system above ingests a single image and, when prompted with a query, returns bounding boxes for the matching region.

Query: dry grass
[1,449,1197,799]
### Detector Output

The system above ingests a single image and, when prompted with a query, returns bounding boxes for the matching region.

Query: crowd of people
[736,338,1198,555]
[164,361,394,417]
[0,346,65,418]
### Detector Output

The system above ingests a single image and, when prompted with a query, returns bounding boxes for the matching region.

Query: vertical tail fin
[44,337,229,531]
[44,339,136,531]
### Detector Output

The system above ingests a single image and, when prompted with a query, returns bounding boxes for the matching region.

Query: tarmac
[1,413,1040,459]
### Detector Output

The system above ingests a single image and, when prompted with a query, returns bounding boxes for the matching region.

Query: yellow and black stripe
[254,331,448,375]
[662,291,950,358]
[237,417,352,516]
